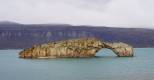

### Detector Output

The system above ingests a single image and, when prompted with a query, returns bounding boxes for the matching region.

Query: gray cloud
[0,0,154,28]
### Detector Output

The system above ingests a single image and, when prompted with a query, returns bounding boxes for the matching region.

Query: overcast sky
[0,0,154,28]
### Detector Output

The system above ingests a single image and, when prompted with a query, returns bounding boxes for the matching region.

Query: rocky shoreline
[19,38,134,58]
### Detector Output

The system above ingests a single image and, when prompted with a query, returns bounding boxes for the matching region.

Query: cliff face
[0,23,154,49]
[19,38,133,58]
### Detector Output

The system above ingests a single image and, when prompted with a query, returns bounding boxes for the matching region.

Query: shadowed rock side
[19,38,133,58]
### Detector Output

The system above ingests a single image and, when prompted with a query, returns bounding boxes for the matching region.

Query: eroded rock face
[19,38,134,58]
[104,42,134,57]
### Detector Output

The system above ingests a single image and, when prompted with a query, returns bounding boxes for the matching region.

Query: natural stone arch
[102,42,134,57]
[19,38,134,58]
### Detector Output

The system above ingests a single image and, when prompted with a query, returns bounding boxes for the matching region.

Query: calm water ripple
[0,48,154,80]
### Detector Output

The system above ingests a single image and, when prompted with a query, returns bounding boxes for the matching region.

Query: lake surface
[0,48,154,80]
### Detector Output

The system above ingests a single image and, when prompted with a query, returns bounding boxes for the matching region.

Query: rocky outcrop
[103,42,134,57]
[19,38,133,58]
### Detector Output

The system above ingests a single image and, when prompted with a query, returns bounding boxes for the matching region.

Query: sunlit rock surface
[19,38,133,58]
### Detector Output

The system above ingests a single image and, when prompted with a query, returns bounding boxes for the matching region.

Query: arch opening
[95,48,117,57]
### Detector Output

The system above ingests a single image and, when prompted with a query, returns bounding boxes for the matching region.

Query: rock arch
[19,38,134,58]
[102,42,133,57]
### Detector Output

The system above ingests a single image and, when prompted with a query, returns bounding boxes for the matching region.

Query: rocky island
[19,38,134,58]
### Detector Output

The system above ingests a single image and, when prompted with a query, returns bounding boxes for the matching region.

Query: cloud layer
[0,0,154,28]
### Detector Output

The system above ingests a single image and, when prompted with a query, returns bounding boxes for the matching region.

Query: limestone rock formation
[19,38,133,58]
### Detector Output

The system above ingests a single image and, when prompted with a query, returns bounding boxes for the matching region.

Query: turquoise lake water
[0,48,154,80]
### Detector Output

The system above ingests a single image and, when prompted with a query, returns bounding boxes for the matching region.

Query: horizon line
[0,20,153,29]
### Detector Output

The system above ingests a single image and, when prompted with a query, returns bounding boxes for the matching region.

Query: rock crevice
[19,38,134,58]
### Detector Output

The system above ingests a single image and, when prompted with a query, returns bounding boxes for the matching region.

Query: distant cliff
[0,21,154,49]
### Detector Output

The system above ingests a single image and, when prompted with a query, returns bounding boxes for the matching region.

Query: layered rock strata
[19,38,133,58]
